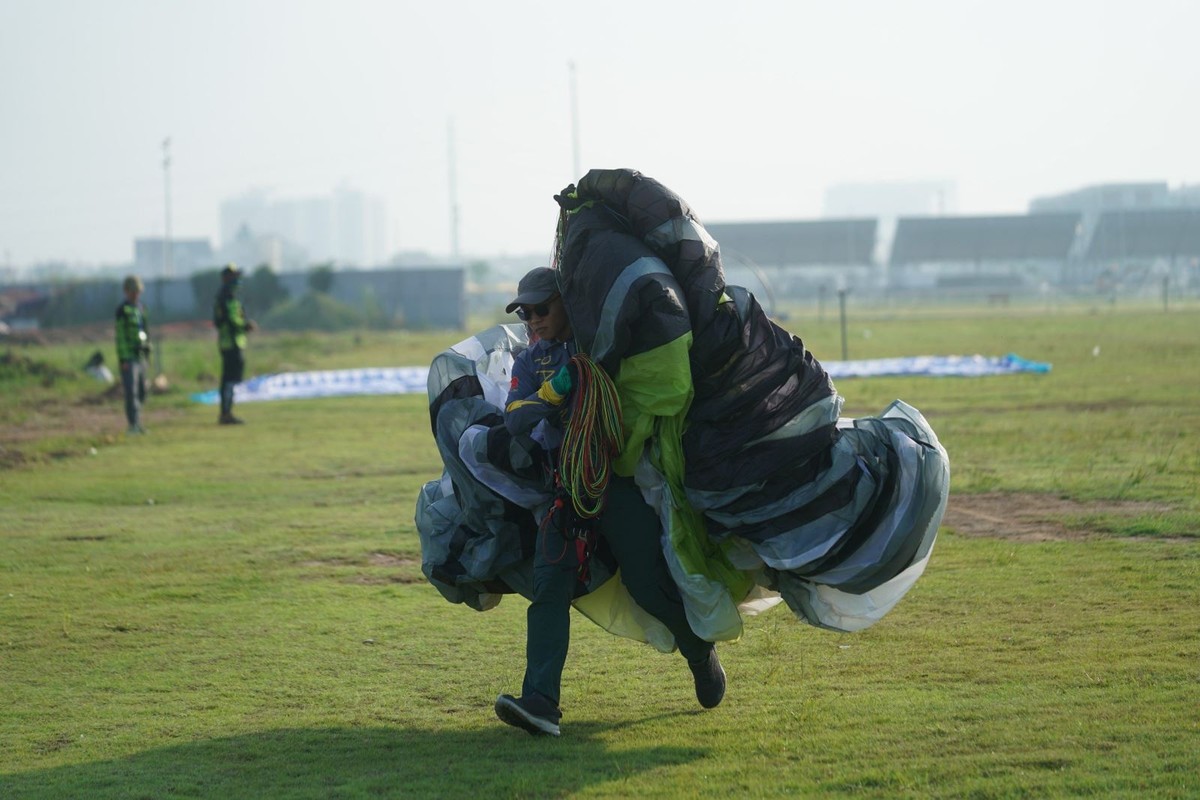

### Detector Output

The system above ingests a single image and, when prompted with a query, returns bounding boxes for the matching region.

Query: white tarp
[192,353,1049,405]
[191,367,429,405]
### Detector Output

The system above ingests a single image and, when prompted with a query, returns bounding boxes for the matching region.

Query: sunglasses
[516,299,555,321]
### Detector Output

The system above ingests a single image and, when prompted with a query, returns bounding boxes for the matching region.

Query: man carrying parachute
[415,169,950,736]
[493,266,726,737]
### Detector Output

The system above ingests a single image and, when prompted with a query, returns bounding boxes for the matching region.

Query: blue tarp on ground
[190,353,1050,405]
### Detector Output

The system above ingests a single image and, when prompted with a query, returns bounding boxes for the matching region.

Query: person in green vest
[115,275,151,434]
[213,264,256,425]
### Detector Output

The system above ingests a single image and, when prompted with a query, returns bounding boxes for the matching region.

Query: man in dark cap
[213,264,256,425]
[501,267,575,445]
[494,267,725,738]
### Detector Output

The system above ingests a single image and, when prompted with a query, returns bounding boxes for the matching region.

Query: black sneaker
[495,693,562,736]
[218,414,245,425]
[689,648,726,709]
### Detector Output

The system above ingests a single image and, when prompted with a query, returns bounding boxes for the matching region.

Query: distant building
[134,238,215,277]
[1029,182,1172,215]
[824,181,957,218]
[824,181,958,270]
[219,186,388,268]
[1030,184,1200,279]
[218,224,309,273]
[888,214,1080,290]
[706,219,878,297]
[1084,209,1200,264]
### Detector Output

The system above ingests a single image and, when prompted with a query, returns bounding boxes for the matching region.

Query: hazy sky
[2,0,1197,268]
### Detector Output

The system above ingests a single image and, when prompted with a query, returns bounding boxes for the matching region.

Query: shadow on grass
[1,723,707,799]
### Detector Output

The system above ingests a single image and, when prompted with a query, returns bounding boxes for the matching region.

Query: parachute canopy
[416,169,950,641]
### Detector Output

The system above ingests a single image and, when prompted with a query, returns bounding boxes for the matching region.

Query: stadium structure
[707,182,1200,306]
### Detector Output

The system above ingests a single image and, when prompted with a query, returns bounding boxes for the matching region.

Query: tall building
[219,186,388,268]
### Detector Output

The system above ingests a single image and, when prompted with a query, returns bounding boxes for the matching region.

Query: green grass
[2,308,1199,798]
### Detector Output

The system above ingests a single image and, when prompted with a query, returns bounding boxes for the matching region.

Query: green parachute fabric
[613,337,754,642]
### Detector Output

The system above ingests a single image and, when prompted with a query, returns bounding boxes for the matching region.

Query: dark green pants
[219,348,244,416]
[521,475,712,706]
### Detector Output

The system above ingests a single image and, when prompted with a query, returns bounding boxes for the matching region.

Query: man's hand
[549,361,579,396]
[550,365,572,395]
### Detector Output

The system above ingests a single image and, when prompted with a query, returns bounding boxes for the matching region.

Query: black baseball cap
[505,267,559,314]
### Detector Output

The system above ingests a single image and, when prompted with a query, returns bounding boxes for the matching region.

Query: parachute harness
[539,353,624,583]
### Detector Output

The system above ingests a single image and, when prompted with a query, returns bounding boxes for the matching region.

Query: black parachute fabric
[549,169,949,633]
[414,169,948,639]
[556,171,840,496]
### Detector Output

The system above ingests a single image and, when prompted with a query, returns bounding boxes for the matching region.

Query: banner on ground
[191,354,1049,405]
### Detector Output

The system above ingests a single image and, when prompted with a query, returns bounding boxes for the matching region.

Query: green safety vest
[214,286,248,351]
[115,300,149,362]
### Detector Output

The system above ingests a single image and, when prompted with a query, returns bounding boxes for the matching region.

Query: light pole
[447,118,460,261]
[157,137,172,377]
[569,61,580,179]
[162,137,173,279]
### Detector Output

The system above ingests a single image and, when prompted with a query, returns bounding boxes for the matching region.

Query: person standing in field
[115,275,151,434]
[213,263,256,425]
[493,267,726,738]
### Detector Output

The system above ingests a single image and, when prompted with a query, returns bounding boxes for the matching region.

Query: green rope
[559,354,623,518]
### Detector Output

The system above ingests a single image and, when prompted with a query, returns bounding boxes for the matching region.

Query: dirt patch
[367,552,418,568]
[2,342,185,466]
[2,396,128,445]
[299,552,424,586]
[346,574,426,585]
[943,492,1174,542]
[301,552,419,569]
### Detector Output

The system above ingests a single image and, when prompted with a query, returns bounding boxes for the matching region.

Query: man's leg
[599,475,726,707]
[520,523,579,706]
[218,350,231,418]
[599,477,710,660]
[496,514,578,735]
[121,362,139,429]
[227,348,243,418]
[136,359,147,406]
[219,349,244,422]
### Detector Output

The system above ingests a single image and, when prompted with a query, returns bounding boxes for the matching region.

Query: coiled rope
[558,354,623,519]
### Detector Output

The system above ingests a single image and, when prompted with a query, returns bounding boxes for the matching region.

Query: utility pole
[157,137,172,377]
[447,118,460,261]
[569,61,581,179]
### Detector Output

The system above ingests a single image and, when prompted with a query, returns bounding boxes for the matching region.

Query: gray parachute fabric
[414,169,950,640]
[415,324,678,649]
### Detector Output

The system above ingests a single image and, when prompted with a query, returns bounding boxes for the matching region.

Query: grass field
[2,305,1198,798]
